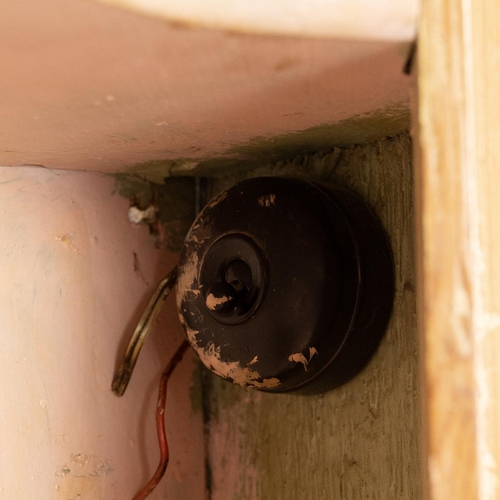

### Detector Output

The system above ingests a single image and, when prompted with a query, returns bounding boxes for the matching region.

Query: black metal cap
[176,177,394,394]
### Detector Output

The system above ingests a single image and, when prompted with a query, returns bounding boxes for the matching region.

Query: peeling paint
[176,251,200,306]
[196,342,280,389]
[258,194,276,208]
[206,293,230,311]
[288,347,318,372]
[54,454,114,499]
[288,352,309,371]
[177,191,281,388]
[205,189,228,210]
[191,233,211,245]
[176,186,232,332]
[180,307,280,388]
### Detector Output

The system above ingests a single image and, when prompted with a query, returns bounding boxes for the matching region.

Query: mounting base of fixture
[176,177,394,394]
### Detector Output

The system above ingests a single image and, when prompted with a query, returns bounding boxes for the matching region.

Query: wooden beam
[416,0,500,498]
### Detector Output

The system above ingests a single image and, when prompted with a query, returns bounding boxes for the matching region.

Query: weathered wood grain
[416,0,500,498]
[204,133,420,499]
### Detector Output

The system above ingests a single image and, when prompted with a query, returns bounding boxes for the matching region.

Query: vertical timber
[205,133,421,499]
[416,0,500,498]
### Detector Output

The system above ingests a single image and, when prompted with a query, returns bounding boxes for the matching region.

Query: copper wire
[132,340,190,500]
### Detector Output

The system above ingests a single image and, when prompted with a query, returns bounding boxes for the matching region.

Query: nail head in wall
[112,175,196,251]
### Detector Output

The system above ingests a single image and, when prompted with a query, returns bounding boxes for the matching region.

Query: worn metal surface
[177,177,394,396]
[203,133,420,499]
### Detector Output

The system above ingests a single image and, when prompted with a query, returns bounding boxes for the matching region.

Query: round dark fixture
[111,176,395,500]
[176,177,394,394]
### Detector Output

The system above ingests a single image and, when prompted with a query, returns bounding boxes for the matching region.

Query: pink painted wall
[0,166,205,499]
[0,0,411,172]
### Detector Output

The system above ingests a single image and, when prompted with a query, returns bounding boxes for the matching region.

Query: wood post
[416,0,500,498]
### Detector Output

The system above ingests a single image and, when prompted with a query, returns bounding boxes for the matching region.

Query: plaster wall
[0,0,411,174]
[0,167,205,499]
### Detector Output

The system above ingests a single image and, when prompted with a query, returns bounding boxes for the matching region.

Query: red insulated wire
[132,340,190,500]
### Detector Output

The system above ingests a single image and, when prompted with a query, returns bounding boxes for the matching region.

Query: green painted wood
[203,133,421,500]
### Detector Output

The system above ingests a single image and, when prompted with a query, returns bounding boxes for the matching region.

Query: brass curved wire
[112,267,178,396]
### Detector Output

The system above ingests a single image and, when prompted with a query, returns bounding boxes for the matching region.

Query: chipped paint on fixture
[258,194,276,208]
[288,347,318,372]
[196,342,281,389]
[206,293,231,311]
[178,313,281,389]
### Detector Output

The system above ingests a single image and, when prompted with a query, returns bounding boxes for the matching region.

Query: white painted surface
[0,167,205,499]
[95,0,418,41]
